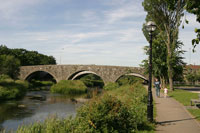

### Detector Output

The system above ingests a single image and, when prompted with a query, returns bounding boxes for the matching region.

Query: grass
[168,89,199,106]
[0,79,29,100]
[168,89,200,122]
[188,109,200,121]
[174,84,200,87]
[50,80,87,95]
[29,80,54,91]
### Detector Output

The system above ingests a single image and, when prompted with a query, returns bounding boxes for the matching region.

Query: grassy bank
[29,80,54,91]
[50,80,87,95]
[168,89,198,106]
[0,78,29,100]
[168,89,200,121]
[16,82,155,132]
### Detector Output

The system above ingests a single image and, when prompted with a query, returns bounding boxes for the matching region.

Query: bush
[103,82,119,90]
[0,74,11,80]
[72,94,138,132]
[29,80,54,90]
[50,80,87,95]
[0,79,28,100]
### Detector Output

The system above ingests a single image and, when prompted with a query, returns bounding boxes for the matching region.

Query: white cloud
[0,0,41,20]
[104,1,145,23]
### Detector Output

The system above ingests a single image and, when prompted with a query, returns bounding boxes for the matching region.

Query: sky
[0,0,199,67]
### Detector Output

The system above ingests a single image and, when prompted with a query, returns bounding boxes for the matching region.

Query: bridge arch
[68,70,87,80]
[67,70,105,85]
[24,70,58,83]
[115,73,148,83]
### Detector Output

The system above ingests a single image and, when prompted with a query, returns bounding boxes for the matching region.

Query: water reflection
[0,91,83,131]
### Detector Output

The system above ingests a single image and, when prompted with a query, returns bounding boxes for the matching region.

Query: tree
[185,0,200,50]
[141,32,185,87]
[0,55,21,79]
[142,0,185,90]
[0,45,56,66]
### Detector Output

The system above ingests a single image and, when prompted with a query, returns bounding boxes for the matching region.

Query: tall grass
[0,77,29,100]
[29,80,54,91]
[16,82,155,132]
[50,80,87,95]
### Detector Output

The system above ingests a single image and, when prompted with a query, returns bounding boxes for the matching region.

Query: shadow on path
[156,116,200,126]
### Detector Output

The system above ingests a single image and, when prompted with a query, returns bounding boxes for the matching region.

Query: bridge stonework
[19,65,147,84]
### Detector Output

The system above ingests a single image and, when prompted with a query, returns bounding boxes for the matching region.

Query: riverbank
[16,82,155,132]
[0,78,28,100]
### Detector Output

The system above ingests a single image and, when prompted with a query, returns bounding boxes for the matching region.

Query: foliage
[103,82,119,90]
[185,0,200,50]
[16,83,155,133]
[0,78,29,100]
[185,70,200,84]
[79,74,104,88]
[0,74,11,80]
[141,31,185,86]
[29,80,55,91]
[142,0,186,90]
[168,89,198,106]
[117,75,143,86]
[0,55,21,79]
[50,80,87,95]
[0,45,56,66]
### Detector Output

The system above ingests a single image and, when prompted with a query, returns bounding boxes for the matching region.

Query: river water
[0,91,84,131]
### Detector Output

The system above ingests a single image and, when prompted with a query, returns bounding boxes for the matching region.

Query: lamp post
[146,21,156,122]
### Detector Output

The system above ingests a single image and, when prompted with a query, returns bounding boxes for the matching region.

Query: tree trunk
[166,42,174,91]
[161,76,166,88]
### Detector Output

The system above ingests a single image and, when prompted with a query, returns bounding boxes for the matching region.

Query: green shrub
[72,94,138,132]
[50,80,87,95]
[0,74,11,80]
[103,82,119,90]
[0,79,28,100]
[29,80,54,90]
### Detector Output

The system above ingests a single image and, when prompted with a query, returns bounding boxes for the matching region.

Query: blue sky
[0,0,199,66]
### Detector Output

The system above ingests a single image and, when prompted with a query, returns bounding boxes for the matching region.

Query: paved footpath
[154,90,200,133]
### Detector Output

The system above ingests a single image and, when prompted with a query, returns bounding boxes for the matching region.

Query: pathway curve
[154,89,200,133]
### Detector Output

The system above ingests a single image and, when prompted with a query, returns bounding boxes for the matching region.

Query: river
[0,91,85,131]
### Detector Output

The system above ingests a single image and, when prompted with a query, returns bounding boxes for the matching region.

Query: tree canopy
[0,45,56,66]
[142,0,185,90]
[185,0,200,50]
[0,55,20,79]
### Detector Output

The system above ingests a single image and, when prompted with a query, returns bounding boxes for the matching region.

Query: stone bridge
[19,65,147,84]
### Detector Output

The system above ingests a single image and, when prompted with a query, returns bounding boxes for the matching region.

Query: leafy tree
[185,0,200,50]
[0,55,21,79]
[185,69,200,84]
[142,0,185,90]
[0,45,56,66]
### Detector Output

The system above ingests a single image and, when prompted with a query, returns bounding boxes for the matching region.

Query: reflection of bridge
[19,65,147,84]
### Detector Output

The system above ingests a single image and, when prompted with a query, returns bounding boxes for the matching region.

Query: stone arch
[115,73,148,82]
[68,70,87,80]
[67,70,106,85]
[24,70,58,83]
